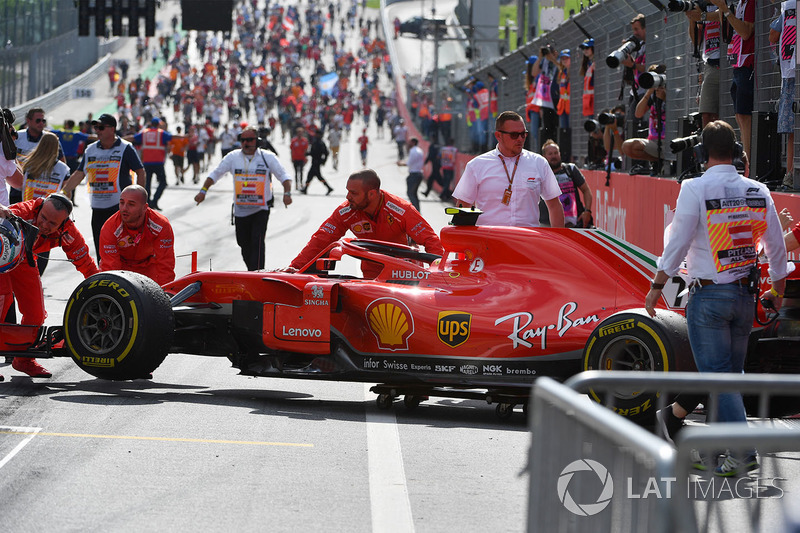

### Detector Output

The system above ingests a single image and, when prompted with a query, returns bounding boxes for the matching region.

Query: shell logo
[365,298,414,351]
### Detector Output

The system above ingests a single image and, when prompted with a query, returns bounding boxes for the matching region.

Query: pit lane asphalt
[0,3,530,532]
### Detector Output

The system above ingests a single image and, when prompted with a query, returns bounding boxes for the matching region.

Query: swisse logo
[598,319,635,337]
[460,364,479,375]
[281,326,323,338]
[438,311,471,347]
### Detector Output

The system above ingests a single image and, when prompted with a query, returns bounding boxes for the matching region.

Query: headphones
[47,192,74,216]
[693,141,744,165]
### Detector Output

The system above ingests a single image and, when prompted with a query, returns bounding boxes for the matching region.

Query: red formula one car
[3,209,798,420]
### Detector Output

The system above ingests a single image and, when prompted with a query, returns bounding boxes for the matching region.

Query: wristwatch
[700,11,707,22]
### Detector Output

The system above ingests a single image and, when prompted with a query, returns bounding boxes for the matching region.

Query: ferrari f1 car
[2,209,798,420]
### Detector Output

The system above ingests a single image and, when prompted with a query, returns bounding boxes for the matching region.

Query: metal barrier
[529,376,676,533]
[538,371,800,532]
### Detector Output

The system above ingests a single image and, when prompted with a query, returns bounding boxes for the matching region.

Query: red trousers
[0,262,45,326]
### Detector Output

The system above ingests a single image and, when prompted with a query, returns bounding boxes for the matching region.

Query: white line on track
[0,426,42,470]
[364,385,415,533]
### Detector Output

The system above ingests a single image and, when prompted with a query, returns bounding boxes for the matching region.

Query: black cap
[92,113,117,129]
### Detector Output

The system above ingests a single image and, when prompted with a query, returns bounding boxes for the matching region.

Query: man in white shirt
[646,121,788,476]
[453,111,564,228]
[405,138,425,211]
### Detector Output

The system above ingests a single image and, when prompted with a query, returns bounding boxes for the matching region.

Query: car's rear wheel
[64,271,174,380]
[583,310,689,423]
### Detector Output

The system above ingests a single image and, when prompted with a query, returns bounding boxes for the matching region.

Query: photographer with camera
[622,65,667,175]
[530,45,560,152]
[583,107,625,170]
[1,108,22,206]
[710,0,755,164]
[682,1,722,126]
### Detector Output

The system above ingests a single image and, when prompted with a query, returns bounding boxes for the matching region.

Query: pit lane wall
[581,170,800,260]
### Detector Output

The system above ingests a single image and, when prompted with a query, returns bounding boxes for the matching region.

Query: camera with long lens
[540,44,556,57]
[598,111,625,128]
[583,119,602,133]
[667,0,708,12]
[639,72,667,89]
[670,133,701,154]
[606,35,642,68]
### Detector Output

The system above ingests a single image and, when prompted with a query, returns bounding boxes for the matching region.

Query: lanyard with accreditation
[499,153,521,205]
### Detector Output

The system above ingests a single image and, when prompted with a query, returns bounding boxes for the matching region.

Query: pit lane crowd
[1,0,800,479]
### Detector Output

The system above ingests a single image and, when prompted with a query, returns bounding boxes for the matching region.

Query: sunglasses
[497,130,528,139]
[240,137,257,142]
[34,118,46,124]
[95,125,108,131]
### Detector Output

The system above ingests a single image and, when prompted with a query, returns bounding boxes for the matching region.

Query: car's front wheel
[64,271,174,380]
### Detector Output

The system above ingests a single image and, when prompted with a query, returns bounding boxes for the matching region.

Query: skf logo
[366,298,414,351]
[438,311,471,347]
[598,319,635,337]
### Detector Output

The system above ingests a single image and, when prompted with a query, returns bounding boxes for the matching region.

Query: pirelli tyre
[583,310,690,422]
[64,271,174,380]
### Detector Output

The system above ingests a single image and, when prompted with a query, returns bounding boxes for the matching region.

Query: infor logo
[557,459,614,516]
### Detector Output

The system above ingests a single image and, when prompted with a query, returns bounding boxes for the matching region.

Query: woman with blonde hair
[21,130,70,274]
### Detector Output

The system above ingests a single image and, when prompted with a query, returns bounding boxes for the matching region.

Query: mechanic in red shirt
[99,185,175,286]
[0,193,99,377]
[288,169,443,278]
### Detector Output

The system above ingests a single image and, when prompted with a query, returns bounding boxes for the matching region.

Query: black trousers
[235,210,270,271]
[92,205,120,260]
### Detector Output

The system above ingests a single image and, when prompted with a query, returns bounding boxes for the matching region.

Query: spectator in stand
[62,113,146,259]
[290,127,310,190]
[770,2,796,190]
[0,194,99,378]
[353,127,369,166]
[710,0,754,163]
[99,185,175,286]
[167,126,189,185]
[453,111,565,228]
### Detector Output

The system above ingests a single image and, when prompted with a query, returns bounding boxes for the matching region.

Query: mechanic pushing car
[0,193,99,377]
[99,185,175,286]
[287,168,443,278]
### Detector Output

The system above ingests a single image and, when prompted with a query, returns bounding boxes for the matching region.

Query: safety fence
[529,372,800,532]
[401,0,792,181]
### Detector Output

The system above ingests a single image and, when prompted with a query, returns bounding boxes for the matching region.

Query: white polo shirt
[453,147,561,227]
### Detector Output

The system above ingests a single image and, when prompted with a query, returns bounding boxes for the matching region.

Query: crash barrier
[528,376,675,533]
[555,371,800,532]
[9,54,113,124]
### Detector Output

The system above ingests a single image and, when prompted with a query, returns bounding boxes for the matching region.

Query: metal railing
[529,372,800,532]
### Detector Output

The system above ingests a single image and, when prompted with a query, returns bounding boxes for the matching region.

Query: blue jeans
[406,172,423,211]
[686,282,754,424]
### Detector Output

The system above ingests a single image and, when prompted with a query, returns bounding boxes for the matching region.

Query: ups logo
[438,311,471,348]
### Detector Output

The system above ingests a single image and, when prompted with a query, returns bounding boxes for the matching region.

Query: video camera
[667,0,709,12]
[606,35,642,68]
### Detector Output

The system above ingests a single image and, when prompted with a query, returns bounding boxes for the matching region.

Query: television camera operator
[622,65,667,176]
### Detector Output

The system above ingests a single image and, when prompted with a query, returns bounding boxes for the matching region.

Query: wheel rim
[598,335,656,400]
[75,294,127,355]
